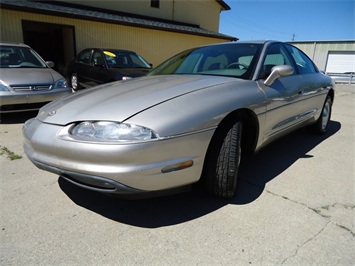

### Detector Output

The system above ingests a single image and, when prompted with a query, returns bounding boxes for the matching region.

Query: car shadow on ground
[0,111,38,124]
[59,121,341,228]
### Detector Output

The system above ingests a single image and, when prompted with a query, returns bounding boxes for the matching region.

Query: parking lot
[1,85,354,265]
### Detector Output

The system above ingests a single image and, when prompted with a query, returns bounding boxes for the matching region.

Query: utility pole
[292,33,296,41]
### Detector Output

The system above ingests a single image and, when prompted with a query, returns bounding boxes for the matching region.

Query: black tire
[311,95,332,134]
[203,121,242,198]
[70,73,80,92]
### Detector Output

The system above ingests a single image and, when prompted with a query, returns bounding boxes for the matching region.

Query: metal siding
[0,10,24,42]
[1,9,228,66]
[57,0,220,32]
[292,42,355,71]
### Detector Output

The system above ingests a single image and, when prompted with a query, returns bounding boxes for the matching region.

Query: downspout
[312,41,317,60]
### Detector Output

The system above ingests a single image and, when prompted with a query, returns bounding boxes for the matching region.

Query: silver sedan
[0,42,72,113]
[23,41,334,198]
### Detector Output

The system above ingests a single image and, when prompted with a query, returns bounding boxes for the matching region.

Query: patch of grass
[0,146,22,160]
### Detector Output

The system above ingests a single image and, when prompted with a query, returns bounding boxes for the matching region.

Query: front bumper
[0,88,72,113]
[32,160,191,198]
[23,118,214,193]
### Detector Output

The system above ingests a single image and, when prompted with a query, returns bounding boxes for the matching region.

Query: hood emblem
[48,110,57,116]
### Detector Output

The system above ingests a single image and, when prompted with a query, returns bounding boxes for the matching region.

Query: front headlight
[52,78,69,89]
[69,121,159,142]
[0,80,10,91]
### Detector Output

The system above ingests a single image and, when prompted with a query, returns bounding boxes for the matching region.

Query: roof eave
[1,1,237,41]
[215,0,231,11]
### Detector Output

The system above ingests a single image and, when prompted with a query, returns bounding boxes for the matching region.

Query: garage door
[325,51,355,73]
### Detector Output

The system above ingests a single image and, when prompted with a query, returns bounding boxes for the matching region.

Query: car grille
[11,85,52,91]
[0,102,51,113]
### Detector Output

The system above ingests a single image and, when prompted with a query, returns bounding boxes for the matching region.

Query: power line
[220,10,295,40]
[221,16,292,40]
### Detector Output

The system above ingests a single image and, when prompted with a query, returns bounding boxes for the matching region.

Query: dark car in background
[0,42,72,114]
[66,48,152,91]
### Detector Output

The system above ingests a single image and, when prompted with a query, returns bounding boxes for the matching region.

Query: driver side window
[92,51,104,66]
[259,43,294,79]
[78,50,92,65]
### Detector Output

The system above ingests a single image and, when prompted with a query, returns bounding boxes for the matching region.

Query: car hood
[0,68,61,85]
[37,75,239,125]
[108,67,151,78]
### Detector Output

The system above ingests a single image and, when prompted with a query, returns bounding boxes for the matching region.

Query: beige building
[0,0,236,74]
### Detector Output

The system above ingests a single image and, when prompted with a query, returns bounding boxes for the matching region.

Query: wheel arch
[199,107,259,194]
[328,88,335,104]
[217,108,259,155]
[204,108,259,161]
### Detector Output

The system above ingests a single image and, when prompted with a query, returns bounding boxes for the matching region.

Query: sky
[219,0,355,42]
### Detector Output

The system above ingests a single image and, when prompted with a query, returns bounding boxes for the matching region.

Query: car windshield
[0,45,47,68]
[147,43,262,80]
[104,50,151,69]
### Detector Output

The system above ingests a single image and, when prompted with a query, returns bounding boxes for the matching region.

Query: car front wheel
[203,120,242,198]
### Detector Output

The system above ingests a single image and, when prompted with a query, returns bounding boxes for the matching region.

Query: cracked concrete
[280,221,331,265]
[266,189,355,237]
[1,85,354,265]
[313,203,355,236]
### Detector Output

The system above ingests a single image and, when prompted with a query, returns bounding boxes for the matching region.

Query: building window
[151,0,159,8]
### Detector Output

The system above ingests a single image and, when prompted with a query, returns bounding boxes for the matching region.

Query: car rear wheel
[203,121,242,198]
[312,95,332,134]
[70,73,80,91]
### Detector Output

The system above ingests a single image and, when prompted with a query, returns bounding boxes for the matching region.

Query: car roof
[225,40,279,45]
[85,48,135,53]
[186,40,278,51]
[0,42,30,48]
[236,40,269,44]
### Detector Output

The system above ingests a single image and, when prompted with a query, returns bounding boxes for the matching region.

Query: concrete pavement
[1,85,354,265]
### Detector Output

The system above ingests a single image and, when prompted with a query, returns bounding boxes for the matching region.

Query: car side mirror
[46,61,55,68]
[264,65,293,86]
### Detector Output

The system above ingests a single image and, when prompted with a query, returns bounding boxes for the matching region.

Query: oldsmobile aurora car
[23,41,334,198]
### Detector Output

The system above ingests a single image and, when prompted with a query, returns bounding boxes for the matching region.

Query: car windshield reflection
[0,46,47,69]
[104,50,151,69]
[148,43,262,80]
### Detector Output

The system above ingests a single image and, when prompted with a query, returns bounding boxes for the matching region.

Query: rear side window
[285,44,317,74]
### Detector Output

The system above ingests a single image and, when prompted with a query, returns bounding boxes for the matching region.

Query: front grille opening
[0,102,50,113]
[11,85,51,91]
